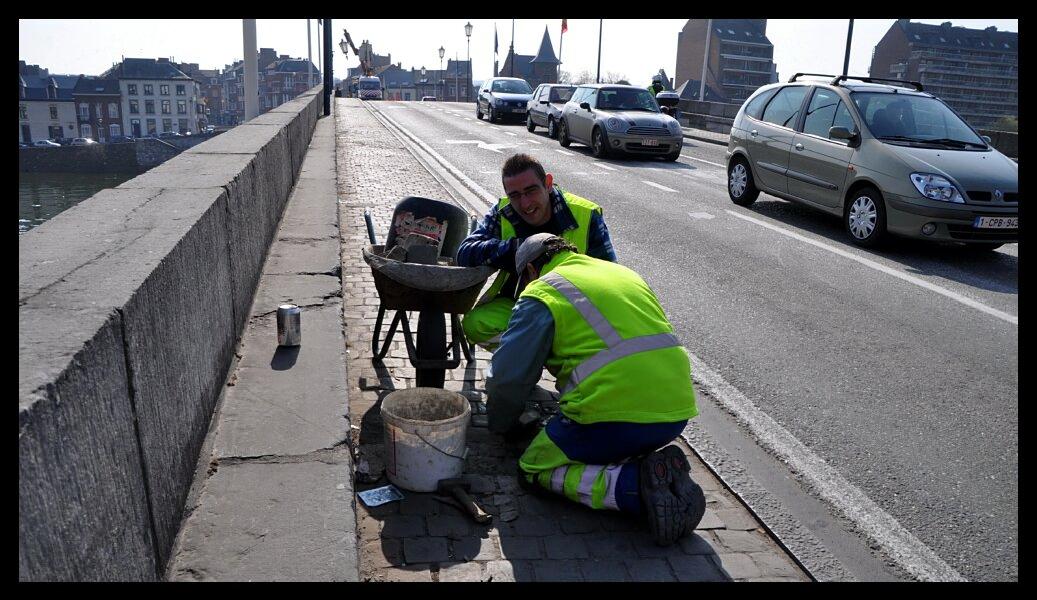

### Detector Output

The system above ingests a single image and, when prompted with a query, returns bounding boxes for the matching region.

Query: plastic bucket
[380,388,471,492]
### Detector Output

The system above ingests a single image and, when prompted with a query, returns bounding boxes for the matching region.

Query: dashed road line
[682,154,726,168]
[726,210,1018,326]
[526,139,541,144]
[643,180,679,193]
[688,211,715,219]
[555,149,574,156]
[595,163,618,171]
[504,132,517,136]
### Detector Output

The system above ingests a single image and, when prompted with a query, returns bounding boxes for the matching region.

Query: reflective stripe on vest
[540,271,682,398]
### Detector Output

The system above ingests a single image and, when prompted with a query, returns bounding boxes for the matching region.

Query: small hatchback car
[477,77,534,123]
[726,74,1018,249]
[558,84,683,160]
[526,84,575,138]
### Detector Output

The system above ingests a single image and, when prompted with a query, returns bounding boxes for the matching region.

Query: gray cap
[515,233,562,274]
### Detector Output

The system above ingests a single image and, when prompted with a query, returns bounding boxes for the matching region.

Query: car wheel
[727,157,760,206]
[558,119,571,147]
[845,186,888,248]
[526,112,536,132]
[663,149,680,162]
[548,117,557,139]
[592,127,610,158]
[476,103,482,119]
[489,106,497,123]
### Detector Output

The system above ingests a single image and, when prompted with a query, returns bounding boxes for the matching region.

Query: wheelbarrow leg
[371,303,405,360]
[415,310,447,388]
[453,314,475,363]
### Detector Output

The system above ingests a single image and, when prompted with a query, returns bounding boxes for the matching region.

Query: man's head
[651,76,663,91]
[514,233,577,294]
[502,153,554,227]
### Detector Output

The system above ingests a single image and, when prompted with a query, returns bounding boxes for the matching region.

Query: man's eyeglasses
[506,184,543,203]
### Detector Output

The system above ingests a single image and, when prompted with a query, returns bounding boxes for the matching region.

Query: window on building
[177,100,187,114]
[110,124,121,137]
[96,104,104,119]
[144,84,154,95]
[49,105,58,120]
[161,100,171,114]
[160,84,169,95]
[81,124,92,138]
[162,118,172,132]
[147,119,157,135]
[19,105,28,120]
[145,100,155,114]
[176,84,186,96]
[129,100,139,114]
[178,118,188,133]
[108,103,119,118]
[79,104,90,119]
[128,84,138,95]
[131,118,141,136]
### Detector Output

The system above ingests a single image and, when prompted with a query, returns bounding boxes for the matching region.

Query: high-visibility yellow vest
[479,190,601,303]
[520,252,698,424]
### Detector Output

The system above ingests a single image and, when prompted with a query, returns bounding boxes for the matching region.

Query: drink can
[276,304,302,346]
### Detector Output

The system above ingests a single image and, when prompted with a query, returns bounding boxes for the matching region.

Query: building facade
[499,27,559,90]
[18,61,78,143]
[72,76,123,142]
[675,19,778,104]
[260,56,321,110]
[220,49,320,123]
[869,20,1017,129]
[102,58,202,136]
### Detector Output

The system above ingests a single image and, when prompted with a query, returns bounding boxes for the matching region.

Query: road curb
[682,129,729,147]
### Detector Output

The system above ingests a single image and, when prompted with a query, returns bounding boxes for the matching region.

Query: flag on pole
[561,19,568,34]
[494,25,498,55]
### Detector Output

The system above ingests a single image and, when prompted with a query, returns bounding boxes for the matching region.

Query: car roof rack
[787,73,837,83]
[831,75,923,92]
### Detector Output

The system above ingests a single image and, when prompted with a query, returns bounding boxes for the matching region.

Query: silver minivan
[726,74,1018,249]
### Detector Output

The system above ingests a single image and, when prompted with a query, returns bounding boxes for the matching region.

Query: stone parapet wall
[18,88,325,581]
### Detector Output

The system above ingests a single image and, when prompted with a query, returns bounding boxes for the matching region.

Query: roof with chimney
[896,19,1017,52]
[530,27,560,64]
[270,58,320,74]
[18,62,79,101]
[103,58,193,80]
[72,76,122,96]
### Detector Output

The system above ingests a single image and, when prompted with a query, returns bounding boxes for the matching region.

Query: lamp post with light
[438,46,445,101]
[338,36,350,96]
[465,22,473,102]
[421,66,426,99]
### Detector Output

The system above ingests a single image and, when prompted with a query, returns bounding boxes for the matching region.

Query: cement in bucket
[381,387,471,492]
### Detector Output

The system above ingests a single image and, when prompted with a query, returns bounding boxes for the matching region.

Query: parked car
[527,84,576,138]
[158,131,182,139]
[109,135,135,144]
[204,125,216,133]
[726,74,1018,249]
[70,137,97,146]
[421,96,437,102]
[19,142,31,148]
[476,77,534,123]
[32,139,61,147]
[557,84,683,161]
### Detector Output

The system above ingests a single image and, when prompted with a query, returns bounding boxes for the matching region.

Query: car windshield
[359,81,380,90]
[549,87,575,103]
[595,88,659,112]
[491,80,532,94]
[851,92,986,148]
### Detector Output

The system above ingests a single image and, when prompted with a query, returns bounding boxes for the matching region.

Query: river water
[19,172,135,234]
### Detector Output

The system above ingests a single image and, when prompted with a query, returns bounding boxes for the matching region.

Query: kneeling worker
[485,233,705,545]
[456,153,616,350]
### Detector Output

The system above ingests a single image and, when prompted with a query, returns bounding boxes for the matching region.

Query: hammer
[436,478,492,524]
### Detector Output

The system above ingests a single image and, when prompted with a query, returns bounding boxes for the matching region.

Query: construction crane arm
[341,29,373,76]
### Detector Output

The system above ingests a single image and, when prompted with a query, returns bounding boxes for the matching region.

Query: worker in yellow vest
[456,154,616,351]
[485,233,705,546]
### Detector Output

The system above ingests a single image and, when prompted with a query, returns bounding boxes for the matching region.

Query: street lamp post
[338,36,350,97]
[438,46,445,101]
[421,66,426,99]
[465,22,473,103]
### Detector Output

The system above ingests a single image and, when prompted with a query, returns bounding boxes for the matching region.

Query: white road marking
[463,117,472,121]
[480,170,496,174]
[504,132,517,136]
[682,154,726,168]
[572,172,587,176]
[726,210,1018,325]
[526,139,541,144]
[555,149,574,156]
[643,180,679,193]
[688,212,715,219]
[595,163,618,171]
[682,350,966,582]
[444,139,516,154]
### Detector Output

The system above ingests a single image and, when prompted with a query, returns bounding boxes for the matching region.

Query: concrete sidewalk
[335,98,809,582]
[682,126,730,147]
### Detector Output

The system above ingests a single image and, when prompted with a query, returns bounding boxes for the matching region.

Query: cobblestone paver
[335,98,809,582]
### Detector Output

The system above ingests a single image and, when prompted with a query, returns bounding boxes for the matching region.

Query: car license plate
[513,107,526,113]
[642,139,659,147]
[973,216,1018,229]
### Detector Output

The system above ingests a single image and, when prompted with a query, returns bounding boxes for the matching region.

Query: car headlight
[605,117,627,133]
[910,173,964,203]
[667,119,681,134]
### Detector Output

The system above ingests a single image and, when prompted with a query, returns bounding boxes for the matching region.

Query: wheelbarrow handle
[364,208,378,245]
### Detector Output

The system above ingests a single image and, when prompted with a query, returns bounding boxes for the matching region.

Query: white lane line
[572,172,588,176]
[682,154,726,168]
[464,117,473,121]
[688,212,715,219]
[682,350,966,581]
[643,180,679,193]
[595,163,618,171]
[504,131,517,136]
[726,210,1017,325]
[555,149,574,156]
[526,139,541,144]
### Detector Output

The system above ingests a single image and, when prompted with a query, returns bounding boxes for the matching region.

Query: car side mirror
[829,126,860,144]
[540,100,550,105]
[580,102,591,111]
[981,135,992,144]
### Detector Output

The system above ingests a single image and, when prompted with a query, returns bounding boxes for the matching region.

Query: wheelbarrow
[361,197,495,388]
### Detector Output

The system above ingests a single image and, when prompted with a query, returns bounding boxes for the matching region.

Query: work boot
[639,450,683,546]
[661,445,706,536]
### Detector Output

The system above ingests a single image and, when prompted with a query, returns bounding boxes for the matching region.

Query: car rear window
[761,86,809,129]
[744,88,777,120]
[550,87,574,103]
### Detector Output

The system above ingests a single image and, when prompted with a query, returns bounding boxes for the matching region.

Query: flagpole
[596,19,602,83]
[558,20,564,81]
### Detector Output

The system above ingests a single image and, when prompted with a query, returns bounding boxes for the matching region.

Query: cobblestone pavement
[335,98,809,582]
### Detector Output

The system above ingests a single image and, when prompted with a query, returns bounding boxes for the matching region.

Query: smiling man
[456,153,616,350]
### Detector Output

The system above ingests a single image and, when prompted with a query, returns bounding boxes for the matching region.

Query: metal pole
[323,18,332,115]
[316,20,322,74]
[842,19,855,77]
[510,19,515,76]
[307,20,313,91]
[455,52,459,101]
[558,21,564,82]
[596,19,602,83]
[467,38,471,102]
[243,19,258,121]
[699,19,712,101]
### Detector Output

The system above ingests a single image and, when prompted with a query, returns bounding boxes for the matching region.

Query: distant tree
[558,70,572,84]
[603,71,628,84]
[992,116,1018,132]
[615,80,631,86]
[572,70,594,84]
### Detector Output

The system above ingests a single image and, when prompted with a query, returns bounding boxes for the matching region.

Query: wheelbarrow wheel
[416,310,447,388]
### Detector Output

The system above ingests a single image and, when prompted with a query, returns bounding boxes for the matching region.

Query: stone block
[438,561,484,582]
[710,553,762,580]
[668,555,729,582]
[533,559,584,582]
[510,515,559,536]
[579,559,630,582]
[402,537,449,564]
[713,529,772,554]
[452,536,502,562]
[496,536,542,560]
[679,532,718,555]
[747,551,806,579]
[624,558,676,582]
[579,533,635,559]
[427,513,471,539]
[383,566,433,582]
[483,559,534,582]
[380,515,427,538]
[543,534,589,559]
[714,508,760,531]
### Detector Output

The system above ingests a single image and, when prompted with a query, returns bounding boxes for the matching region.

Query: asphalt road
[366,100,1018,581]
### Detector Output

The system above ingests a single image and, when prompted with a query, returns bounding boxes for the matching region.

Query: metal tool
[277,304,302,346]
[436,478,492,524]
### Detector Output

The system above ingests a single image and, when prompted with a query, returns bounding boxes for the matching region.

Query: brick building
[72,76,123,142]
[674,19,778,104]
[499,27,559,89]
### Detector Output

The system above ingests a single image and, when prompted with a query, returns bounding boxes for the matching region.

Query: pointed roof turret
[530,26,560,64]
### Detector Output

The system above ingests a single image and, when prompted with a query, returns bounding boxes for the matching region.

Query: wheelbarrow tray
[363,245,495,313]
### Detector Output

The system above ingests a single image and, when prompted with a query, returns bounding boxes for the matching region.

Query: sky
[20,18,1019,89]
